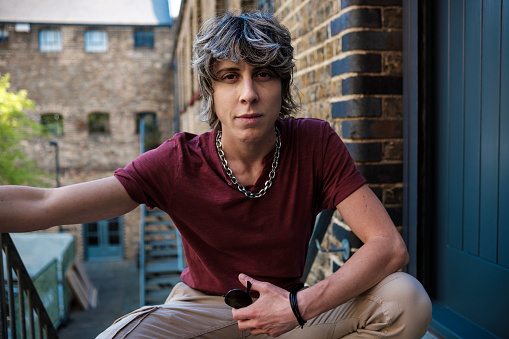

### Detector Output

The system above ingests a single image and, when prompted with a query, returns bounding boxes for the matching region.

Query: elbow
[394,237,410,270]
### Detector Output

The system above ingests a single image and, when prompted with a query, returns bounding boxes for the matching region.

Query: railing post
[0,234,7,338]
[1,234,60,339]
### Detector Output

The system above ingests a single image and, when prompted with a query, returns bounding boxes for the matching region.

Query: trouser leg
[96,272,431,339]
[96,282,249,339]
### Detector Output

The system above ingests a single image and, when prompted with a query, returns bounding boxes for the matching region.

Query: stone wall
[0,23,174,260]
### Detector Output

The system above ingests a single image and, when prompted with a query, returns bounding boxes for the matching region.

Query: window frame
[88,112,111,135]
[39,29,62,52]
[84,29,108,53]
[134,29,155,49]
[41,113,64,136]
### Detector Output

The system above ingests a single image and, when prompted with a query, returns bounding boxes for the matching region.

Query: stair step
[145,221,175,227]
[146,210,168,217]
[146,240,178,247]
[145,230,177,236]
[148,248,179,255]
[146,276,182,286]
[146,260,180,274]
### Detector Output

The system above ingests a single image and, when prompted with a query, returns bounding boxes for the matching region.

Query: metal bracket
[315,238,350,261]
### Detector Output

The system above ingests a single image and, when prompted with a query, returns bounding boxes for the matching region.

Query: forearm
[297,235,408,321]
[0,185,53,232]
[0,177,138,232]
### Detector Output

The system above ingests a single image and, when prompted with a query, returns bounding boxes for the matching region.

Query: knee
[382,272,432,336]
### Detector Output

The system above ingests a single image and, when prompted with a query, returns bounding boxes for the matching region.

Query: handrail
[139,204,147,307]
[0,233,59,339]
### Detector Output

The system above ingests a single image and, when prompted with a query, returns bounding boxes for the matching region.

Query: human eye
[255,70,275,81]
[220,73,239,82]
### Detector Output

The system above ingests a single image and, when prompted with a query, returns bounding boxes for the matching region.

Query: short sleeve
[319,123,366,210]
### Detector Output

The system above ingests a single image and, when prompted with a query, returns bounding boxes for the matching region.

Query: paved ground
[57,260,140,339]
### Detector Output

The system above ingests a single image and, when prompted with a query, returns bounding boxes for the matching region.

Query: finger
[238,273,254,288]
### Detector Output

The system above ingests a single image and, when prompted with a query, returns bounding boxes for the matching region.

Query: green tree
[0,73,48,185]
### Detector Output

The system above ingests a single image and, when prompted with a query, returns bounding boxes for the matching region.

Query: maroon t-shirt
[115,118,366,295]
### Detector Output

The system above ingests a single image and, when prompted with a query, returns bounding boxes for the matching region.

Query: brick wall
[0,23,174,260]
[272,0,403,284]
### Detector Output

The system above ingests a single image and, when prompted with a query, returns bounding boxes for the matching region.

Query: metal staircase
[139,206,185,306]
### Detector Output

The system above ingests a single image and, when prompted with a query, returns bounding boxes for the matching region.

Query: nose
[239,78,258,104]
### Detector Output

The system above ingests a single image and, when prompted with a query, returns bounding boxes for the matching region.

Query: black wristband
[289,290,306,329]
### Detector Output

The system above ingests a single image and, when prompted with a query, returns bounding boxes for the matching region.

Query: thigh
[278,272,431,339]
[328,272,431,339]
[96,282,250,339]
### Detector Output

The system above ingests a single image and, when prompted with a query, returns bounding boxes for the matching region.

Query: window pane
[87,222,98,233]
[88,236,99,246]
[0,29,9,46]
[109,235,120,245]
[88,113,110,134]
[136,112,160,150]
[85,30,108,53]
[39,30,62,52]
[41,113,63,136]
[134,30,154,48]
[108,221,119,232]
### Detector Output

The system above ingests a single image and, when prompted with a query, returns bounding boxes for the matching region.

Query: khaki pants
[97,272,431,339]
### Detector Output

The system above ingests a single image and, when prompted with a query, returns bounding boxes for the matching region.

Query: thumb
[238,273,254,288]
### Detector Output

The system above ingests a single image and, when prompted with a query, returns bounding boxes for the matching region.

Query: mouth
[237,113,262,119]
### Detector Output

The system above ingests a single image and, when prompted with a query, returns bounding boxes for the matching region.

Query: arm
[232,184,409,336]
[0,176,139,232]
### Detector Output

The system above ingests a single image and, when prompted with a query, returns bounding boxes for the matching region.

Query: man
[1,11,431,338]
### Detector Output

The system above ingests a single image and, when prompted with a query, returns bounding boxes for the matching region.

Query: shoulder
[281,117,337,144]
[281,117,332,132]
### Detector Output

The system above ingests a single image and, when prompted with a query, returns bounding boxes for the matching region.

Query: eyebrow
[215,66,269,75]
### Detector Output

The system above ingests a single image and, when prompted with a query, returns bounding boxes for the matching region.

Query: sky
[169,0,181,17]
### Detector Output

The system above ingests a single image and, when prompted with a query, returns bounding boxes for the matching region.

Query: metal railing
[0,233,59,339]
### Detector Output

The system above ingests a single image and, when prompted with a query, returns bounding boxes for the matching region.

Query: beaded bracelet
[289,290,306,329]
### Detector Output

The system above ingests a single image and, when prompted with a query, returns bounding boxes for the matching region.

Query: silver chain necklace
[215,127,281,198]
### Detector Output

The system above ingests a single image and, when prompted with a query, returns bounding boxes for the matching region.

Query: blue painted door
[84,217,123,260]
[431,0,509,337]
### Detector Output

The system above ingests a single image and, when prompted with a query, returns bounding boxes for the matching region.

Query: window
[0,28,8,47]
[136,112,160,150]
[84,30,108,53]
[134,29,154,48]
[41,113,63,136]
[39,30,62,52]
[88,113,110,134]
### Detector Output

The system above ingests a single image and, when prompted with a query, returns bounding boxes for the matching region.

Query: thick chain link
[215,127,281,198]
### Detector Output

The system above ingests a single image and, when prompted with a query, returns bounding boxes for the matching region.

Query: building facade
[0,0,175,261]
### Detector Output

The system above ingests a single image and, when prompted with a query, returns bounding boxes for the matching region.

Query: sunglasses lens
[224,290,253,309]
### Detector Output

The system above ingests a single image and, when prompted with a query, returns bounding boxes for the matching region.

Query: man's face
[212,59,282,144]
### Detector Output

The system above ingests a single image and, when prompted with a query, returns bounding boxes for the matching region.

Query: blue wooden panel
[479,0,501,263]
[433,0,451,304]
[498,2,509,269]
[462,0,482,257]
[447,0,465,250]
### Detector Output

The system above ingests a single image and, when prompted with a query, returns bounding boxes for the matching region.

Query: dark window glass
[134,29,154,48]
[88,113,110,134]
[41,113,63,136]
[136,112,160,150]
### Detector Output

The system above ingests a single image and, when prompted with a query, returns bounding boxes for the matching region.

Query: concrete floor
[57,260,140,339]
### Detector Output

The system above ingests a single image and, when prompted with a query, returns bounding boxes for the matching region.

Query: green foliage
[0,73,49,185]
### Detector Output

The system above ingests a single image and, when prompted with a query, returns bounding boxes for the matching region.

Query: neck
[220,128,276,165]
[217,127,278,187]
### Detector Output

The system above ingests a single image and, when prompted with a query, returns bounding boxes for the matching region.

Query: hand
[231,274,300,337]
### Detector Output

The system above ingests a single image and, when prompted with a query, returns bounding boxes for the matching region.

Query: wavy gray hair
[192,11,300,130]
